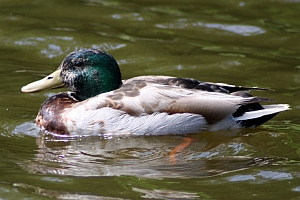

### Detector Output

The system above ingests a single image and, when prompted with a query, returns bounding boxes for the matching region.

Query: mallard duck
[21,49,289,136]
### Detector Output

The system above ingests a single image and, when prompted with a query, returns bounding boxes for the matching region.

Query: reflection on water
[13,181,201,199]
[18,130,284,179]
[13,182,129,200]
[132,187,200,199]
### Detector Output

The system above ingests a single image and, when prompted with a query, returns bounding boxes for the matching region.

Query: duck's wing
[123,76,268,94]
[76,76,271,124]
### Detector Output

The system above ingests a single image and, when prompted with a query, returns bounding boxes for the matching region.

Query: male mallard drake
[21,49,289,136]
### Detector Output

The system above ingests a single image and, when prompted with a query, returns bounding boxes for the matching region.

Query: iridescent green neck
[60,49,122,101]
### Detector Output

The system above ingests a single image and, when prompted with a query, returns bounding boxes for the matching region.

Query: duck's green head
[21,49,122,100]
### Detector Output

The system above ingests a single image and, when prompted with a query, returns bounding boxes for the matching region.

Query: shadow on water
[15,124,290,179]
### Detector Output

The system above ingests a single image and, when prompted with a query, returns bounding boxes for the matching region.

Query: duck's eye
[75,59,84,67]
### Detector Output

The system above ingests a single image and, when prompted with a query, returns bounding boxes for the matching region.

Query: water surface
[0,0,300,199]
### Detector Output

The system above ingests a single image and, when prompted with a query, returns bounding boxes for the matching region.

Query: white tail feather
[234,104,290,121]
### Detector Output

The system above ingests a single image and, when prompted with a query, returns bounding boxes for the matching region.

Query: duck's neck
[75,69,122,101]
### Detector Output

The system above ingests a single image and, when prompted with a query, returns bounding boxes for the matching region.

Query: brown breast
[36,92,78,135]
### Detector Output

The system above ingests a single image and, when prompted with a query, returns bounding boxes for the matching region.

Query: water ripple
[10,36,74,58]
[201,23,266,36]
[156,20,265,36]
[257,170,293,180]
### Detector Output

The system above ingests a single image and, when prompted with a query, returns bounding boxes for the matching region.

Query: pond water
[0,0,300,199]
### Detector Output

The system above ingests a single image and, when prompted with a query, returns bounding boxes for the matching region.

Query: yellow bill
[21,69,64,93]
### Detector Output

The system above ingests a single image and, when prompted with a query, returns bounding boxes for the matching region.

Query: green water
[0,0,299,199]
